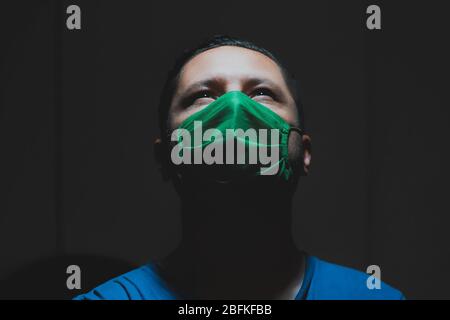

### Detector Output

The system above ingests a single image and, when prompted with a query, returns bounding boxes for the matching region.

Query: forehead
[178,46,286,88]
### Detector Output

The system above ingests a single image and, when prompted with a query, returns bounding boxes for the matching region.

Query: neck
[158,180,305,299]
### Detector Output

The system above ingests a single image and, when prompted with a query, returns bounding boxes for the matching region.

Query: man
[74,35,404,300]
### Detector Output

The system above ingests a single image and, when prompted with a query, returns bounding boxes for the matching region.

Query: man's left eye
[251,88,275,99]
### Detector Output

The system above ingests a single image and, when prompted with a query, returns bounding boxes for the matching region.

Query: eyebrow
[242,77,282,91]
[180,76,283,97]
[181,77,226,97]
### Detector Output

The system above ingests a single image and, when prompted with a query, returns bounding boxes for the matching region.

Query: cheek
[286,105,300,128]
[288,131,303,166]
[168,104,211,131]
[273,98,300,128]
[285,103,302,164]
[167,109,189,132]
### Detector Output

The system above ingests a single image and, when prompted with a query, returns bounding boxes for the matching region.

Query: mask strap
[289,126,304,136]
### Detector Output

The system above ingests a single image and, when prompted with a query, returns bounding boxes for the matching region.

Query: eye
[250,87,276,100]
[190,90,216,106]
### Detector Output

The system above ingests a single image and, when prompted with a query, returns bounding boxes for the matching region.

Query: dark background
[1,0,449,299]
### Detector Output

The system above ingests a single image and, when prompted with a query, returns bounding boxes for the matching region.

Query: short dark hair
[158,35,305,141]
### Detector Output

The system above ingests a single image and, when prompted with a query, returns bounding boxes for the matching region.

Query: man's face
[164,45,311,175]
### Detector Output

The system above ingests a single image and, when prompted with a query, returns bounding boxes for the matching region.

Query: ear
[301,134,311,175]
[154,138,170,181]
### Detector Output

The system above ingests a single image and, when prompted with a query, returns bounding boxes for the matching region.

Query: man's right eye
[190,90,215,105]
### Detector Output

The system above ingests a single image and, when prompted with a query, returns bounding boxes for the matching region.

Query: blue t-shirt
[73,255,405,300]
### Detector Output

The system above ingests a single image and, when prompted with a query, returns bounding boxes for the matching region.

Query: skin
[154,46,312,299]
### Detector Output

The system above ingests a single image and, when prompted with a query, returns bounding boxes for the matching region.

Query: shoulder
[73,264,165,300]
[306,256,405,300]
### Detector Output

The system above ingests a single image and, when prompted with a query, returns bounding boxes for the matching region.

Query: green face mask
[170,91,302,183]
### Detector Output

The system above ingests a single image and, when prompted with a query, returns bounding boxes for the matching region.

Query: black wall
[1,0,449,299]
